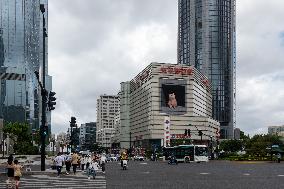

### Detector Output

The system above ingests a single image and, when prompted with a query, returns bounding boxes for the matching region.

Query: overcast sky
[48,0,284,136]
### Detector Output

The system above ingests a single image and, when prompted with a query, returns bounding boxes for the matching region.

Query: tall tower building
[0,0,51,130]
[96,95,120,147]
[177,0,236,139]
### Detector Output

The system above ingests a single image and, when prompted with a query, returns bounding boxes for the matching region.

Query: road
[105,160,284,189]
[0,169,106,189]
[0,160,283,189]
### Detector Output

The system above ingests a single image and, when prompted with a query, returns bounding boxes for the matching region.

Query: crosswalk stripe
[0,173,106,189]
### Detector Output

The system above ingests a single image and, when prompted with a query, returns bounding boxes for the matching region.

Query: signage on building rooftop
[160,66,193,75]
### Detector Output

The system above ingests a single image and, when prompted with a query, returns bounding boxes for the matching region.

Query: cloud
[237,72,284,134]
[49,0,284,136]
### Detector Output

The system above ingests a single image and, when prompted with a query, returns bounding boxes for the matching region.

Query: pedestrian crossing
[0,172,106,189]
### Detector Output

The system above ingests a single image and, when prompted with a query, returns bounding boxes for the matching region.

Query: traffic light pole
[40,4,47,171]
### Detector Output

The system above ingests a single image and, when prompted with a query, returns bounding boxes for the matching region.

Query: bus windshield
[195,146,208,156]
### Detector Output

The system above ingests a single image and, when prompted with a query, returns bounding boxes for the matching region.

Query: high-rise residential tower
[177,0,236,139]
[96,95,120,148]
[0,0,51,130]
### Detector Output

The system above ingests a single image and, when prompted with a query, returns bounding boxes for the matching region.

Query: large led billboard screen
[160,79,186,115]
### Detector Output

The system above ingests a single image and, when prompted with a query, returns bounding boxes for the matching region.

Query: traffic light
[187,129,191,136]
[48,91,56,111]
[43,124,48,136]
[70,116,76,127]
[184,129,188,136]
[198,130,203,136]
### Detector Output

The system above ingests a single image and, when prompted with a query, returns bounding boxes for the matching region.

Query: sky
[48,0,284,136]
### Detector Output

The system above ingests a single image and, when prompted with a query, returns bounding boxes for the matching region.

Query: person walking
[65,152,72,175]
[277,153,281,163]
[88,160,99,179]
[54,153,65,177]
[86,155,92,170]
[71,152,79,175]
[6,155,15,188]
[13,160,23,189]
[100,153,106,174]
[81,155,86,171]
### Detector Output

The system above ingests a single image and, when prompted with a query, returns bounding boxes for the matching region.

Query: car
[106,154,118,162]
[134,155,145,161]
[109,156,118,161]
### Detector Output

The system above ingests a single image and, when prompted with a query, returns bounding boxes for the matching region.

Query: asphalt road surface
[105,160,284,189]
[0,160,283,189]
[0,170,106,189]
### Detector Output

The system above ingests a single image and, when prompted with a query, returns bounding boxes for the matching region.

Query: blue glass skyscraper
[178,0,236,139]
[0,0,51,130]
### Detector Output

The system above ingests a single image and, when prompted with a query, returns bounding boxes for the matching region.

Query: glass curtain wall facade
[0,0,49,130]
[177,0,236,139]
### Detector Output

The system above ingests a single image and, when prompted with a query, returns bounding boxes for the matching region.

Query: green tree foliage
[245,134,283,157]
[3,122,38,155]
[219,140,243,153]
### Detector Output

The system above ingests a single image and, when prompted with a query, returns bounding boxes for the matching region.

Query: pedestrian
[277,153,281,163]
[86,155,92,170]
[71,152,79,175]
[100,153,106,173]
[54,153,65,177]
[65,152,72,175]
[13,160,23,189]
[81,155,86,171]
[88,160,99,179]
[6,155,15,188]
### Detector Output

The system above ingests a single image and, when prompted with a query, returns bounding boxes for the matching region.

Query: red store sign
[160,66,193,76]
[171,134,191,139]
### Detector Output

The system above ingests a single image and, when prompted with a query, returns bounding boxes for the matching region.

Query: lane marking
[141,171,150,174]
[200,173,210,175]
[278,175,284,177]
[140,162,148,165]
[243,173,250,176]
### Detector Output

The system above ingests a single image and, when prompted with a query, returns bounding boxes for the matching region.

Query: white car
[134,155,145,161]
[109,156,118,161]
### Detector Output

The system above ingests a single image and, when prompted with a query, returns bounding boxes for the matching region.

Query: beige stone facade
[116,62,220,148]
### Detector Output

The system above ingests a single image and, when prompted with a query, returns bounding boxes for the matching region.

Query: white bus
[172,145,209,163]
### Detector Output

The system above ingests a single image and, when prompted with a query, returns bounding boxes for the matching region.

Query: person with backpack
[54,153,65,177]
[88,159,99,179]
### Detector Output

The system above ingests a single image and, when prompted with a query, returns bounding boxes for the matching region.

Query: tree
[245,134,283,157]
[3,122,38,155]
[219,140,243,153]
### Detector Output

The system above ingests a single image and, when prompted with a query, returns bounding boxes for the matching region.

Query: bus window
[195,147,208,156]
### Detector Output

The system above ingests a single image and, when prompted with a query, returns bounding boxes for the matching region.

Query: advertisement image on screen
[160,79,186,115]
[161,84,185,108]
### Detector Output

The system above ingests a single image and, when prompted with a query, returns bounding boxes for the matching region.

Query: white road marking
[243,173,250,176]
[141,171,150,174]
[140,162,148,165]
[277,175,284,177]
[200,173,210,175]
